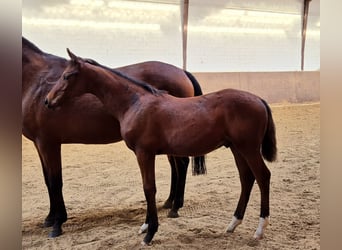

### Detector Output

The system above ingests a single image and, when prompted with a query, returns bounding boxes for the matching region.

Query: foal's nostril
[44,98,49,106]
[44,98,51,108]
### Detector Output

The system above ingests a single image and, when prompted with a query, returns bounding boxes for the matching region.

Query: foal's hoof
[253,232,264,240]
[140,240,152,247]
[253,217,269,240]
[167,210,179,218]
[48,227,63,238]
[138,223,149,234]
[142,234,154,246]
[226,216,242,233]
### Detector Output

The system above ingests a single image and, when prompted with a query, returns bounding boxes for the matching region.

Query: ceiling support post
[301,0,312,71]
[181,0,189,70]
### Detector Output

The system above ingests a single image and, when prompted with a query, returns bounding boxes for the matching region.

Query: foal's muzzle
[44,97,54,110]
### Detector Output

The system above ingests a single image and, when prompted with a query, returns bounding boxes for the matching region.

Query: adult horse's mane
[22,37,66,66]
[84,58,165,96]
[22,36,44,54]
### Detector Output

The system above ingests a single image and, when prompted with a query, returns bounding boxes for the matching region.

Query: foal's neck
[86,66,141,120]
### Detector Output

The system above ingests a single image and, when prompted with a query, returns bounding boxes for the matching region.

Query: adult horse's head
[45,48,85,109]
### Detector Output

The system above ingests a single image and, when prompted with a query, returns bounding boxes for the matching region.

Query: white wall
[193,71,320,103]
[22,1,320,103]
[22,0,320,72]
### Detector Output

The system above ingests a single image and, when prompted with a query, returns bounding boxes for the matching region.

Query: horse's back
[164,89,268,146]
[117,61,194,97]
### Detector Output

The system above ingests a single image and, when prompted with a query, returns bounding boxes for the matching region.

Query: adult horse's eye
[63,74,68,80]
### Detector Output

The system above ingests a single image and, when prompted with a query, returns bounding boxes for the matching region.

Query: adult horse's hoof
[162,200,173,209]
[43,219,54,228]
[167,210,179,218]
[48,226,63,238]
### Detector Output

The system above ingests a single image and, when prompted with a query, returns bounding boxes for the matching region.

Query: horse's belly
[59,119,122,144]
[163,130,226,157]
[60,130,122,144]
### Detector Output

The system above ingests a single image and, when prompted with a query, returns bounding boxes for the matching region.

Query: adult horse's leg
[162,156,177,209]
[226,147,255,233]
[163,156,189,211]
[136,151,158,245]
[34,140,67,237]
[166,156,189,218]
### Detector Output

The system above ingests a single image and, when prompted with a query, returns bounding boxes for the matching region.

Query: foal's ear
[67,48,77,60]
[66,48,82,66]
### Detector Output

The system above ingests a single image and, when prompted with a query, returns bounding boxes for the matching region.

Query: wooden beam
[301,0,311,71]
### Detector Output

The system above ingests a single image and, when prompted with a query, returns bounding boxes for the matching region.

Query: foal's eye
[63,71,78,80]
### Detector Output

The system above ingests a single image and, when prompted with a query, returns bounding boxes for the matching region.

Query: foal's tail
[261,99,277,162]
[185,70,207,175]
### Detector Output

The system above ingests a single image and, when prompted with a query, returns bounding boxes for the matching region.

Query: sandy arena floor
[22,103,320,249]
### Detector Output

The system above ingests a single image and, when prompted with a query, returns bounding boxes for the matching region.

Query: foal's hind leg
[34,140,67,238]
[244,151,271,239]
[227,147,255,233]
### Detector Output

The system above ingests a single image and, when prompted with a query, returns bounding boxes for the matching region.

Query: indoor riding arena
[22,1,320,249]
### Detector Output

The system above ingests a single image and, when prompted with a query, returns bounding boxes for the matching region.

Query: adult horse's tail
[184,70,207,175]
[261,99,277,162]
[184,70,202,97]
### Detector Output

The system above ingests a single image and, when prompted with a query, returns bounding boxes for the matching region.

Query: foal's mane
[84,58,164,95]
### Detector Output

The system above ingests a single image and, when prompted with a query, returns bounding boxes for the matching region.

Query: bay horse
[22,37,206,238]
[45,49,277,245]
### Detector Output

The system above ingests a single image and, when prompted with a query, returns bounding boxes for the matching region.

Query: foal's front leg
[139,156,189,234]
[136,151,159,245]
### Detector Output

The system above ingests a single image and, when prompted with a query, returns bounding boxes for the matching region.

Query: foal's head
[45,49,88,109]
